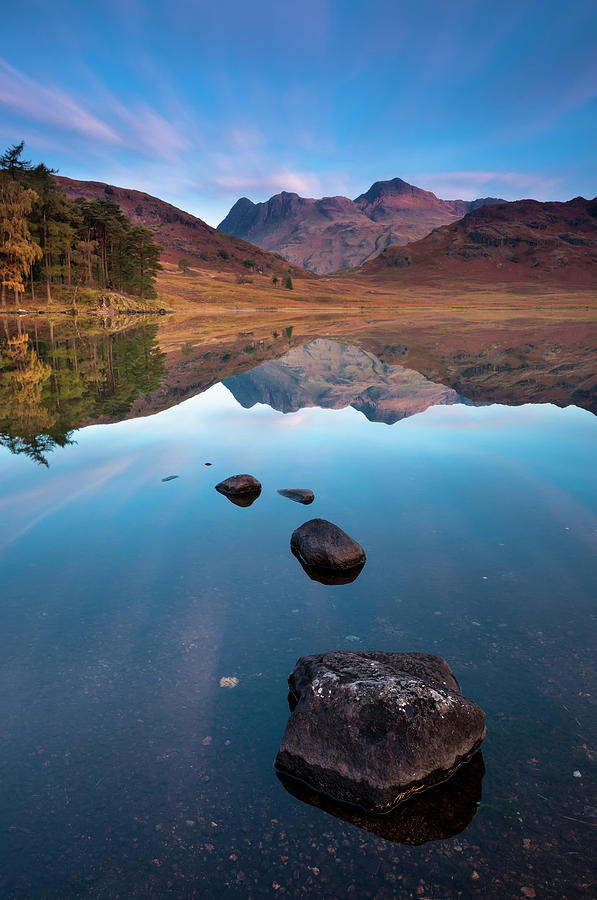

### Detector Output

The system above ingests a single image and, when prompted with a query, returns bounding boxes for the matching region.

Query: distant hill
[55,176,310,279]
[217,178,504,273]
[357,196,597,286]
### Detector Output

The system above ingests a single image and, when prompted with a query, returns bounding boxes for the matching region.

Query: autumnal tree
[0,178,43,305]
[0,333,54,464]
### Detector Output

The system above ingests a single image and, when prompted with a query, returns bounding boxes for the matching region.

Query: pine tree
[0,141,32,180]
[124,226,162,298]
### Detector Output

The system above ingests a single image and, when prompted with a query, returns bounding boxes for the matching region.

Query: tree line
[0,142,162,306]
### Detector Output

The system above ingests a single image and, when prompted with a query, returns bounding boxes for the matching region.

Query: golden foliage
[0,179,43,293]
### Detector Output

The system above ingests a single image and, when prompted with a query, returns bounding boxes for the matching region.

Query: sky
[0,0,595,226]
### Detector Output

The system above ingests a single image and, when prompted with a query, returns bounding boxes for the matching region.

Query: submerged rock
[275,650,486,812]
[215,474,261,502]
[290,519,365,573]
[161,475,179,482]
[278,488,315,505]
[277,750,485,845]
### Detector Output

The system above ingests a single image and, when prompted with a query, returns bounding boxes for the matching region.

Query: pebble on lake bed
[220,676,239,688]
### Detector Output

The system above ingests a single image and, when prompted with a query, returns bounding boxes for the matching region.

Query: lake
[0,311,595,898]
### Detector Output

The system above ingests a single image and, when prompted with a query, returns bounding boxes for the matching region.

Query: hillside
[358,197,597,286]
[217,178,503,273]
[55,176,310,280]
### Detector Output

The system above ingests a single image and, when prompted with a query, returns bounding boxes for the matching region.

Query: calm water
[0,319,596,898]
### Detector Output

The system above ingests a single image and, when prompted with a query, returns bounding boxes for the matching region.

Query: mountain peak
[217,177,507,273]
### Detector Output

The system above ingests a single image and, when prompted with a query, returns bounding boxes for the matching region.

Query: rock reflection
[215,488,262,507]
[291,548,365,585]
[277,751,485,846]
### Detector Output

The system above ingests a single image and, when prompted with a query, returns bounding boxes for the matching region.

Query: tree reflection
[0,322,165,465]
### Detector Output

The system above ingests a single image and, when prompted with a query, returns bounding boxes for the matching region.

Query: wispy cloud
[107,99,190,160]
[0,58,121,143]
[0,58,190,162]
[412,170,565,201]
[211,168,322,197]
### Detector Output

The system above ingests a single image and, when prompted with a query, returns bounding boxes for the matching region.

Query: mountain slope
[217,178,504,273]
[55,176,309,279]
[358,197,597,286]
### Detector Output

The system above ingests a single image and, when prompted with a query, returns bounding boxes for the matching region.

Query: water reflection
[215,486,262,507]
[2,311,596,470]
[277,751,485,846]
[291,548,366,584]
[225,338,470,424]
[0,321,165,464]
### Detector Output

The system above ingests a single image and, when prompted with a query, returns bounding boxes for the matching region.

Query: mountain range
[217,178,505,273]
[55,175,597,289]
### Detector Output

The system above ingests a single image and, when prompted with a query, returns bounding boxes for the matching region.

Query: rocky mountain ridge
[217,177,504,273]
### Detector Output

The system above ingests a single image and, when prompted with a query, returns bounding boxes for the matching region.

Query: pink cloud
[211,168,322,197]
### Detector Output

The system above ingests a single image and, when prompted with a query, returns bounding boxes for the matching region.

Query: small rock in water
[291,518,366,574]
[215,474,261,506]
[161,475,179,482]
[204,462,212,466]
[278,488,315,505]
[275,650,486,812]
[220,676,239,689]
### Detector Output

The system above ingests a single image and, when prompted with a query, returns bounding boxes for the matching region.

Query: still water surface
[0,321,596,897]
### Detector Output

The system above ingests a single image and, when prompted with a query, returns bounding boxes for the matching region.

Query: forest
[0,142,162,305]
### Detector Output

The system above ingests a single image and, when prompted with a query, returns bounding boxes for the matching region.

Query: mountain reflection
[2,309,596,466]
[277,751,485,846]
[225,339,471,424]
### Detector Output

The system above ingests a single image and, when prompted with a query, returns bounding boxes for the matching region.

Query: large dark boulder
[275,651,486,812]
[215,474,262,506]
[290,519,366,573]
[277,750,485,845]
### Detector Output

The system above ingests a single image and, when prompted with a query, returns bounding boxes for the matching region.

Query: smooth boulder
[278,488,315,505]
[215,474,261,497]
[275,650,487,812]
[290,518,365,573]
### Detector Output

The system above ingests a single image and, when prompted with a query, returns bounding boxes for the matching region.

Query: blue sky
[1,0,595,225]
